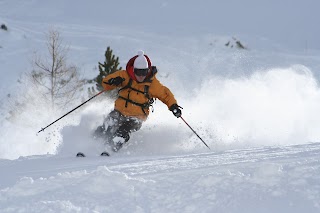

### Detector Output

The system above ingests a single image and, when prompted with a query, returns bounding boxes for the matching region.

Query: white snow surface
[1,0,320,212]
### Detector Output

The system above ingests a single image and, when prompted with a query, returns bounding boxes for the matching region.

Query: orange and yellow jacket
[102,69,177,121]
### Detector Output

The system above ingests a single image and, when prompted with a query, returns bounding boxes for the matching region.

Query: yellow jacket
[102,70,177,121]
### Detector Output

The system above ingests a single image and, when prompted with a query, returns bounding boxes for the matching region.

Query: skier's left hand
[170,104,183,118]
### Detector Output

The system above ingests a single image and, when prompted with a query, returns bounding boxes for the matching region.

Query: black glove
[106,77,125,86]
[169,104,183,118]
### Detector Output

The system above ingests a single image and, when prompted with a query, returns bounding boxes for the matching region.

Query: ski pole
[180,116,211,150]
[37,89,107,133]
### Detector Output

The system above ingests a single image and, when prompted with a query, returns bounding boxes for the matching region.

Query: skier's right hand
[107,77,125,86]
[169,104,183,118]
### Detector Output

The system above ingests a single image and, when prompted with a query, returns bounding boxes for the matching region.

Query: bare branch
[28,29,84,109]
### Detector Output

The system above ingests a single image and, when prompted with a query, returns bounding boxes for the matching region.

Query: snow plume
[186,65,320,148]
[2,64,320,159]
[57,99,113,157]
[0,73,66,160]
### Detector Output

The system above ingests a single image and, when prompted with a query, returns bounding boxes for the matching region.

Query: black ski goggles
[134,68,149,76]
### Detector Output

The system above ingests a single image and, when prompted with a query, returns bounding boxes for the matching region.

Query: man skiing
[94,50,182,151]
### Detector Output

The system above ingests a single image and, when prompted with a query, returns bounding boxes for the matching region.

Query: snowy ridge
[1,142,320,212]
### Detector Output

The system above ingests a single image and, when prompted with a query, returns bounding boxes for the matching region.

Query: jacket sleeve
[150,78,177,109]
[101,70,129,90]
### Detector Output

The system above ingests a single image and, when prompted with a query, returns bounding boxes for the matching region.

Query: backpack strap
[118,78,154,115]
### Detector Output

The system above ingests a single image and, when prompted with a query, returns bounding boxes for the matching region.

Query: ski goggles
[134,68,149,76]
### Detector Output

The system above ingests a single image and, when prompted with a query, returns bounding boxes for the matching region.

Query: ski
[76,152,86,157]
[100,151,110,156]
[76,151,110,157]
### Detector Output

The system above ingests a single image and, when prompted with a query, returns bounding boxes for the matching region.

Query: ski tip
[100,151,110,157]
[76,151,110,157]
[76,152,86,157]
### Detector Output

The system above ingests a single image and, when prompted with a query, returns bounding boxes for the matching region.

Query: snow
[1,144,320,212]
[1,0,320,212]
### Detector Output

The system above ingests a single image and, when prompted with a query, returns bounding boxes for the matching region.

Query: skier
[94,50,182,151]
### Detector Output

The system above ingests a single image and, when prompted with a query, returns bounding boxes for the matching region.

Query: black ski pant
[94,110,143,149]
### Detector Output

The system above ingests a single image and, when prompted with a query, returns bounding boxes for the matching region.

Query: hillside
[1,0,320,212]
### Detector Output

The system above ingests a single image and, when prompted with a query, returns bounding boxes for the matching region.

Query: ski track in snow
[0,143,319,212]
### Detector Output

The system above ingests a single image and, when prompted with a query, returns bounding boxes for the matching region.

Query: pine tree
[96,46,122,92]
[88,47,122,98]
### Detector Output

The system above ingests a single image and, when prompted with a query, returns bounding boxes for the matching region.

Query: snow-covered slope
[1,143,320,212]
[1,0,320,212]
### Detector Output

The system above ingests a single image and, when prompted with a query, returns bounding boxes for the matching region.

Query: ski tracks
[107,143,320,177]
